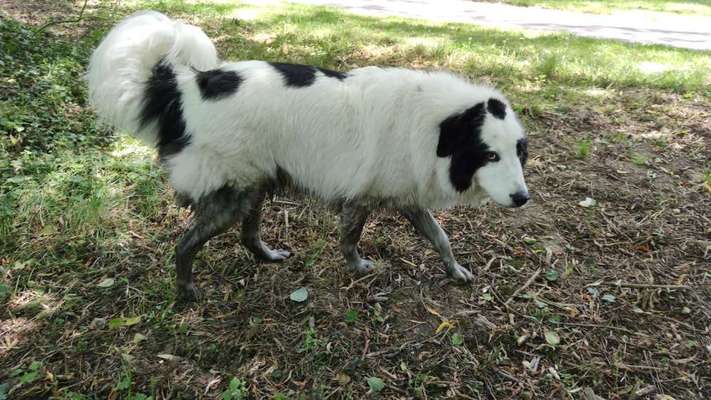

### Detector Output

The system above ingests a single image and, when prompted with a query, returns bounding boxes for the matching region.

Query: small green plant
[115,371,132,392]
[703,170,711,188]
[575,138,592,159]
[0,282,9,303]
[366,376,385,393]
[609,132,628,143]
[19,361,42,385]
[300,326,319,352]
[630,151,648,166]
[344,309,358,323]
[409,373,433,396]
[114,368,152,400]
[653,137,668,149]
[480,292,494,302]
[60,391,88,400]
[451,333,464,346]
[221,378,248,400]
[545,269,559,282]
[371,303,387,324]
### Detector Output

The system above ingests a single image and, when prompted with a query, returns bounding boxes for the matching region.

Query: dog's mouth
[488,193,530,209]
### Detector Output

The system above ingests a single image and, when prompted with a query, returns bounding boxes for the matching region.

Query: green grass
[630,151,649,166]
[575,138,593,158]
[487,0,711,15]
[215,3,710,95]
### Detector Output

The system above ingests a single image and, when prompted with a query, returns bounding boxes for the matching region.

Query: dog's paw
[176,282,202,303]
[449,263,474,283]
[259,248,291,262]
[348,259,376,274]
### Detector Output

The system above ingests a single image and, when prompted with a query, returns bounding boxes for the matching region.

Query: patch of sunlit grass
[8,290,61,319]
[0,317,39,356]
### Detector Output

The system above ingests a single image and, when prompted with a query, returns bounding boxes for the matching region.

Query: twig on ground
[341,272,377,291]
[555,321,644,336]
[588,280,693,290]
[505,268,541,306]
[609,282,691,290]
[633,385,657,399]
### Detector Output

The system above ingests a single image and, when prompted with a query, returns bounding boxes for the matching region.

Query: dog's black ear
[437,102,486,157]
[517,137,529,167]
[487,98,506,120]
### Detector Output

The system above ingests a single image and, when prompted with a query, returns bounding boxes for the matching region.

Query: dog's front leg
[400,209,474,282]
[339,204,375,273]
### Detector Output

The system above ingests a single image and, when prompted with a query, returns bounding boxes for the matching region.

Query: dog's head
[437,97,529,208]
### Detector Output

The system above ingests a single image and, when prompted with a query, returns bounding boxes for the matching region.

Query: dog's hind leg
[340,203,375,274]
[240,191,291,262]
[400,209,474,283]
[175,186,246,302]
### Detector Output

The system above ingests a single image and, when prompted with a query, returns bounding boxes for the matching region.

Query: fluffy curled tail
[86,11,218,145]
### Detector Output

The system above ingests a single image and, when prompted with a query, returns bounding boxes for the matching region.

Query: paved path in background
[286,0,711,50]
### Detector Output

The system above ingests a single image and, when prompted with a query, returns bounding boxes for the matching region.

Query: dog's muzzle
[510,191,530,207]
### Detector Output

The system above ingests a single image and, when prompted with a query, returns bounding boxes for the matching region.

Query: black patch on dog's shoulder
[437,103,490,192]
[140,61,189,158]
[270,62,317,87]
[318,67,348,80]
[517,137,528,167]
[487,98,507,119]
[196,69,242,100]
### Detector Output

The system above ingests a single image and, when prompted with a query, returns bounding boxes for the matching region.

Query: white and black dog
[87,11,529,301]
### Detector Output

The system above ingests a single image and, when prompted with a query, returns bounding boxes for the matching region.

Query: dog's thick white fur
[87,11,529,300]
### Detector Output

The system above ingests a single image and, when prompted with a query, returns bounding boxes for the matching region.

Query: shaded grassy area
[483,0,711,15]
[1,1,710,399]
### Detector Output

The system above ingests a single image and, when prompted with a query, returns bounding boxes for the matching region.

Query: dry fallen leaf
[289,287,308,302]
[334,372,351,386]
[435,320,455,333]
[545,330,561,346]
[97,278,114,288]
[578,197,597,208]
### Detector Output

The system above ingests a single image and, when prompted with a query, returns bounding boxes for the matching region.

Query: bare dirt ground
[0,1,709,399]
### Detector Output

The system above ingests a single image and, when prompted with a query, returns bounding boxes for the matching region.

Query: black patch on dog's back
[437,103,489,192]
[270,62,317,87]
[196,69,243,100]
[517,137,528,167]
[270,62,348,87]
[318,67,348,80]
[140,61,189,158]
[487,98,507,119]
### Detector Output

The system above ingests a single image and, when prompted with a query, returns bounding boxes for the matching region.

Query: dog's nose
[510,191,529,207]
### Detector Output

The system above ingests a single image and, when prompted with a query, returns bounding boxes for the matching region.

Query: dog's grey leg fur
[240,192,291,262]
[340,204,374,273]
[175,186,251,302]
[401,209,474,282]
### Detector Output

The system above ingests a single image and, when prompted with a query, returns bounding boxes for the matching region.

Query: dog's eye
[485,152,500,162]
